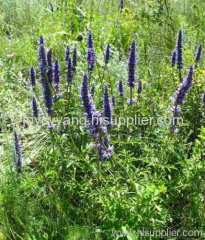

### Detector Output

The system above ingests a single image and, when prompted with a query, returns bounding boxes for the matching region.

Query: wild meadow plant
[67,57,73,84]
[195,44,202,67]
[31,96,38,119]
[171,66,193,132]
[30,66,36,88]
[2,1,205,239]
[128,41,137,105]
[26,31,144,161]
[176,30,183,73]
[25,29,203,164]
[38,37,53,116]
[87,31,95,72]
[72,47,77,71]
[81,74,113,160]
[169,28,204,133]
[118,80,124,96]
[65,46,70,62]
[103,85,112,129]
[54,60,60,92]
[171,50,176,67]
[104,44,111,65]
[47,48,53,84]
[13,132,23,172]
[171,30,183,81]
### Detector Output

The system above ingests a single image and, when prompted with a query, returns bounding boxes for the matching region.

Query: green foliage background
[1,0,205,239]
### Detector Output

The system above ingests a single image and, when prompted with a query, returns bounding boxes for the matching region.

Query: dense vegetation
[1,0,205,239]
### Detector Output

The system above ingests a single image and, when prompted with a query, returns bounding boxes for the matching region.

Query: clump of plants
[1,1,205,239]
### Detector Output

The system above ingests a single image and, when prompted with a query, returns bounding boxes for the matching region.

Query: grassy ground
[1,0,205,239]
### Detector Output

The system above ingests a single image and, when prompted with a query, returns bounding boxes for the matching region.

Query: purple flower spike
[39,64,47,86]
[87,31,95,71]
[81,74,95,121]
[72,47,77,71]
[176,30,183,70]
[54,60,60,88]
[88,31,94,49]
[30,67,36,87]
[182,66,193,91]
[128,41,136,88]
[67,57,73,84]
[32,96,38,118]
[43,79,53,116]
[65,46,70,62]
[171,50,176,67]
[38,36,47,86]
[81,74,113,161]
[38,36,47,67]
[40,62,47,87]
[105,44,111,65]
[38,42,47,88]
[39,45,47,66]
[195,44,202,65]
[172,66,193,105]
[118,80,124,96]
[112,96,115,107]
[87,49,95,71]
[14,132,23,172]
[103,86,112,128]
[170,66,193,133]
[47,49,53,83]
[47,49,52,66]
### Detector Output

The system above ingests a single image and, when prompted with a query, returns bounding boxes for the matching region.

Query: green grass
[1,0,205,239]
